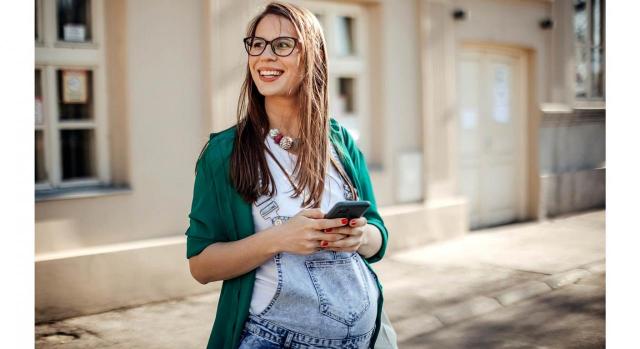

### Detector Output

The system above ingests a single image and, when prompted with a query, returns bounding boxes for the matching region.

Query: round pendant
[280,136,293,150]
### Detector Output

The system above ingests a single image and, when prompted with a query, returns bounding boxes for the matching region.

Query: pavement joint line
[579,259,606,274]
[415,265,601,334]
[494,280,552,306]
[541,268,592,289]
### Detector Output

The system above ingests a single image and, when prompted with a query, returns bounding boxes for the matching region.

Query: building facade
[35,0,605,321]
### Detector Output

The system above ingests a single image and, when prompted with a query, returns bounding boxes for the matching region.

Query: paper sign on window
[64,24,86,42]
[62,70,88,104]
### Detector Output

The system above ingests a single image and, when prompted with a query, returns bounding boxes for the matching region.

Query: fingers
[312,231,347,242]
[347,217,367,228]
[299,208,325,219]
[329,224,365,237]
[318,217,367,232]
[323,236,360,249]
[315,217,350,231]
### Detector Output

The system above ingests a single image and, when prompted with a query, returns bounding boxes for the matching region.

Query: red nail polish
[325,228,332,233]
[350,220,356,226]
[321,241,328,247]
[341,218,348,225]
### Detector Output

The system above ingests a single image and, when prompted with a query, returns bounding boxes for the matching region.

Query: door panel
[457,46,526,229]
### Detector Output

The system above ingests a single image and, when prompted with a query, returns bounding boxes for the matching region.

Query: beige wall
[452,0,552,105]
[36,0,207,254]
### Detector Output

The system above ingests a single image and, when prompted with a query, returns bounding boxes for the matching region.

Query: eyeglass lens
[245,37,296,57]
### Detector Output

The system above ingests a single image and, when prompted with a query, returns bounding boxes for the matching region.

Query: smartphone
[325,200,371,220]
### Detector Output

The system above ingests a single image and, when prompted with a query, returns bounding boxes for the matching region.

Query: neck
[265,95,300,138]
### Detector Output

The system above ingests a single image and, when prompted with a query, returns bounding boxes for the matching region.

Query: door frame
[456,41,540,225]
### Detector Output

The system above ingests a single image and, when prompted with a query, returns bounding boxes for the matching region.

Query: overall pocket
[305,253,371,326]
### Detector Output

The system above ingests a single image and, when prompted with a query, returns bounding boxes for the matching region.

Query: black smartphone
[325,200,371,220]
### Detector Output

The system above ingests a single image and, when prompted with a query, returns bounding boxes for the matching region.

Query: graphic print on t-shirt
[254,194,291,226]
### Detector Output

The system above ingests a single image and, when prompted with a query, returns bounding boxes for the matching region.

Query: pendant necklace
[268,128,301,151]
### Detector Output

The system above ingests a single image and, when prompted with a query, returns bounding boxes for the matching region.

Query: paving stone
[581,260,606,274]
[495,280,552,306]
[542,268,592,289]
[432,296,502,325]
[393,313,443,342]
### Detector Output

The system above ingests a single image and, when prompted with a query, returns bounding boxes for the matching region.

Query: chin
[258,88,287,97]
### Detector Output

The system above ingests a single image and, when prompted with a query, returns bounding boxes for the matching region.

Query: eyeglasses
[243,36,299,57]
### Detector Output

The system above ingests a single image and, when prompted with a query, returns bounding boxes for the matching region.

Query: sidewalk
[36,210,605,349]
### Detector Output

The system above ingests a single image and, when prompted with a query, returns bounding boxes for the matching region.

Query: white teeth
[260,70,283,76]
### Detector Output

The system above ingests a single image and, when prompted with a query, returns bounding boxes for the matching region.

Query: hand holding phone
[324,200,370,220]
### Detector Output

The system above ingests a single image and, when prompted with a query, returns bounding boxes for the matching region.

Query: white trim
[58,119,97,128]
[45,66,60,186]
[35,0,44,46]
[35,47,101,65]
[41,0,56,47]
[58,178,102,188]
[35,183,54,191]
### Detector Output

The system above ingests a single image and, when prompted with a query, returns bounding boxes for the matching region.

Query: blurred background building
[35,0,605,322]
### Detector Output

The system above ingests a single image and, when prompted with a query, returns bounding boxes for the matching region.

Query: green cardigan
[185,118,389,349]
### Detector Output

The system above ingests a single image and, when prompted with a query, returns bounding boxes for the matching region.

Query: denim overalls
[239,140,379,349]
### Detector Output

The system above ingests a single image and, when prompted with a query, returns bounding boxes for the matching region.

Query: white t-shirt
[249,136,351,315]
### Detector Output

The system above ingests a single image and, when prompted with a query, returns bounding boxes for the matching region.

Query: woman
[186,2,390,348]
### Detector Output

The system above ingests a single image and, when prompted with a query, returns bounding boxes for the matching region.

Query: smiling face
[248,14,304,98]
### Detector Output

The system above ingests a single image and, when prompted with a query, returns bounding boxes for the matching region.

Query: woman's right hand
[272,208,349,255]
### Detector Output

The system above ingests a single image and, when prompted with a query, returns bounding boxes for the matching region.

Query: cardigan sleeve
[185,147,229,259]
[341,127,389,264]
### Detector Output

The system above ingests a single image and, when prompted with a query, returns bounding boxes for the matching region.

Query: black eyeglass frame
[243,36,300,57]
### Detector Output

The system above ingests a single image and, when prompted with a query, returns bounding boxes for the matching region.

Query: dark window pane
[35,69,42,98]
[591,47,604,97]
[36,131,47,182]
[338,77,355,113]
[574,0,588,45]
[57,69,93,120]
[591,0,602,47]
[36,69,44,125]
[335,16,355,56]
[575,45,589,98]
[57,0,92,42]
[35,0,39,41]
[60,129,96,180]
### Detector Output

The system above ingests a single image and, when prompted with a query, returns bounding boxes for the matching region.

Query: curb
[395,259,605,341]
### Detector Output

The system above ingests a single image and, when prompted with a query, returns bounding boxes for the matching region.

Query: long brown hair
[230,1,329,208]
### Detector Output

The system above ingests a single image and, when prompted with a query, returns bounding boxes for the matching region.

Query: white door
[457,46,527,229]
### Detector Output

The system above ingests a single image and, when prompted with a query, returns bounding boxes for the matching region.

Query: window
[574,0,605,100]
[308,2,371,157]
[57,0,93,43]
[35,0,109,193]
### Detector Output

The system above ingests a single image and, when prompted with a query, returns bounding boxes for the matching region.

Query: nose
[261,43,277,59]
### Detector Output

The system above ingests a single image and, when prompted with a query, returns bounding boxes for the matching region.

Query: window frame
[302,1,372,159]
[35,0,110,194]
[573,0,606,106]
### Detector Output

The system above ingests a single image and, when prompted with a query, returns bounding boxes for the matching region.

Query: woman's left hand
[321,217,369,253]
